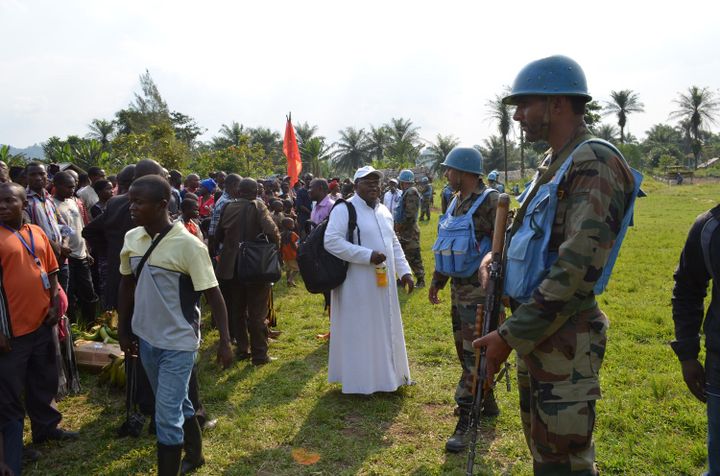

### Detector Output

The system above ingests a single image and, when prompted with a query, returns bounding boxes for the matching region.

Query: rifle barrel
[466,193,511,475]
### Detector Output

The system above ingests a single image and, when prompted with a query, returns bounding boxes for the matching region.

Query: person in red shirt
[177,198,204,242]
[197,179,216,220]
[0,182,76,476]
[280,217,299,287]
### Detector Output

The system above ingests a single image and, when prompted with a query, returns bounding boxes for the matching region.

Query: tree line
[3,71,719,179]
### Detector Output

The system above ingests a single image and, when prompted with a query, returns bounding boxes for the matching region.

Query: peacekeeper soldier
[487,170,505,193]
[395,169,425,288]
[419,176,433,221]
[474,55,639,475]
[427,147,500,453]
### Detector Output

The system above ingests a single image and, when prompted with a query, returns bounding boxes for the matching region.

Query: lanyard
[1,224,39,262]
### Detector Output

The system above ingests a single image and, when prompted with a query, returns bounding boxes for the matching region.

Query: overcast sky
[2,0,719,150]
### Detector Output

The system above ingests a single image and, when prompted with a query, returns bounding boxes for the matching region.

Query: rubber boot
[157,442,182,476]
[445,409,470,453]
[180,416,205,475]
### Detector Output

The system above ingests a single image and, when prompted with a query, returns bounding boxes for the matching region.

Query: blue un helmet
[487,170,499,182]
[502,55,592,105]
[398,169,415,183]
[440,147,484,175]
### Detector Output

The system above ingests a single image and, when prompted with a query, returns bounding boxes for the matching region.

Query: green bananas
[98,354,126,390]
[77,324,119,345]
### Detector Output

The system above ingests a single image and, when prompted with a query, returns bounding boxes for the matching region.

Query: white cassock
[324,194,412,394]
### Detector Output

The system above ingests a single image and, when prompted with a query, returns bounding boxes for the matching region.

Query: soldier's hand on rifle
[400,274,414,294]
[680,359,707,403]
[473,330,512,385]
[478,252,492,290]
[370,251,387,265]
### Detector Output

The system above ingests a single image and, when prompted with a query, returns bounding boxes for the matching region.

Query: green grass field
[24,179,716,475]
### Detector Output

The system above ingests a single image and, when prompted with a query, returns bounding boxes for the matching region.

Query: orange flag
[284,114,302,187]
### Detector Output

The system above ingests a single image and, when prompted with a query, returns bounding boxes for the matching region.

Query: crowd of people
[0,54,716,476]
[0,154,443,475]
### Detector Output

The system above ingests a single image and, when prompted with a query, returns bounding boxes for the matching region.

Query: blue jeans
[2,419,23,475]
[139,339,196,446]
[708,384,720,476]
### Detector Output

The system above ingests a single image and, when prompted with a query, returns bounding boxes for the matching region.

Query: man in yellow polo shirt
[118,175,233,475]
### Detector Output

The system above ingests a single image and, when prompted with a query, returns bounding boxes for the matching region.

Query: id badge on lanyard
[39,262,51,289]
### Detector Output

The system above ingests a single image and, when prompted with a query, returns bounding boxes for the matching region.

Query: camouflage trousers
[419,202,431,221]
[451,301,479,409]
[516,307,608,476]
[400,242,425,281]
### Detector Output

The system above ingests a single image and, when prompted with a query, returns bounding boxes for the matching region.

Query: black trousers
[67,257,98,325]
[0,325,62,441]
[223,279,270,363]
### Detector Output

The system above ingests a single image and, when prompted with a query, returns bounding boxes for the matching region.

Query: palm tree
[87,119,115,149]
[385,118,421,168]
[295,122,319,148]
[604,90,644,145]
[72,139,107,171]
[670,86,720,169]
[427,134,460,172]
[367,125,390,162]
[479,135,505,173]
[249,127,281,158]
[595,123,619,143]
[0,145,27,167]
[332,127,372,176]
[212,121,245,149]
[302,137,332,177]
[486,92,513,182]
[644,123,683,167]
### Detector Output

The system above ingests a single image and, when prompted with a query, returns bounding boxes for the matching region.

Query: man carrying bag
[216,178,281,366]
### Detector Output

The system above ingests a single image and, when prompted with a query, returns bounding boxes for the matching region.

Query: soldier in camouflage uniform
[428,147,500,453]
[474,56,636,475]
[395,169,425,288]
[419,177,433,221]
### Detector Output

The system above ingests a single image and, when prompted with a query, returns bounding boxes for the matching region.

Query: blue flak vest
[504,139,643,303]
[432,188,496,278]
[393,187,417,223]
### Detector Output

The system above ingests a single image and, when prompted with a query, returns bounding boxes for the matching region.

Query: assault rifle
[466,193,512,475]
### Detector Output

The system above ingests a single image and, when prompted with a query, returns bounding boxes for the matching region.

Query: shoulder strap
[466,188,496,216]
[445,195,458,215]
[134,224,173,281]
[331,199,361,246]
[701,210,720,281]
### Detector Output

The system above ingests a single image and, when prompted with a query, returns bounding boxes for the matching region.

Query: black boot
[157,442,182,476]
[180,416,205,475]
[445,409,470,453]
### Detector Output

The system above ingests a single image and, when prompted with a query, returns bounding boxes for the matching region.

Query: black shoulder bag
[134,224,173,281]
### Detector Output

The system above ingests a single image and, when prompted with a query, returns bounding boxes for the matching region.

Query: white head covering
[353,165,383,182]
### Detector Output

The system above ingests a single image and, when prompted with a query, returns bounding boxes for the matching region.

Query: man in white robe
[324,166,415,394]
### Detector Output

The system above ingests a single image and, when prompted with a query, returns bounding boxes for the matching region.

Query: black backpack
[297,199,360,294]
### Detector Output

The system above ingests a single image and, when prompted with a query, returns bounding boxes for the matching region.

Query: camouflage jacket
[499,131,635,357]
[433,183,498,304]
[420,184,433,204]
[396,186,421,243]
